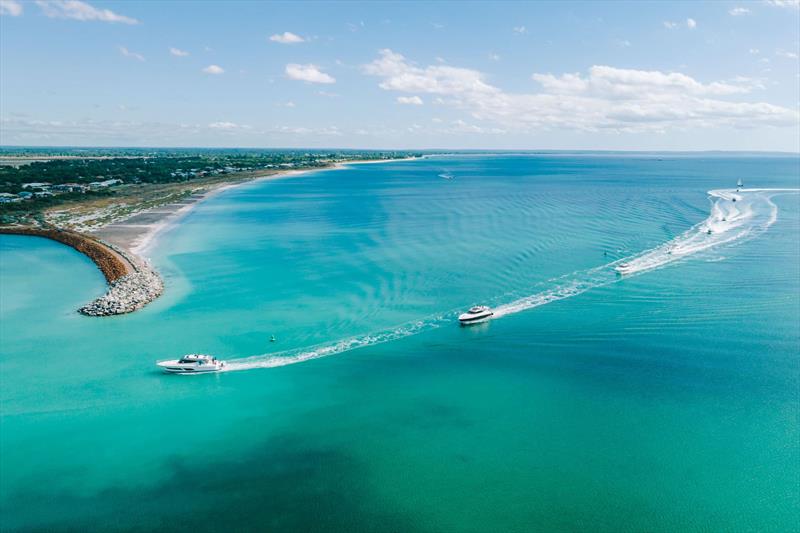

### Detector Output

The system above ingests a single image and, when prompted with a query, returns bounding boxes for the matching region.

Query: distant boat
[737,178,743,191]
[615,263,632,275]
[438,172,454,180]
[458,305,493,325]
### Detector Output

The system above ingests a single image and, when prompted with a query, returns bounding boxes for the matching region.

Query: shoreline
[1,156,422,316]
[104,156,424,258]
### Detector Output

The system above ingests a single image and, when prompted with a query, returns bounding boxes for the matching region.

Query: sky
[0,0,799,151]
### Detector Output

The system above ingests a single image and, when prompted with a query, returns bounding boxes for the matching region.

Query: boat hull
[458,312,494,325]
[157,360,225,374]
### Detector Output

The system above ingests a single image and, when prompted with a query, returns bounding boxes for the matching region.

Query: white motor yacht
[458,305,494,325]
[157,354,226,374]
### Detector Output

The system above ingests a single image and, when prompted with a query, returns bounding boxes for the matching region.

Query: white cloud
[776,48,799,59]
[169,47,189,57]
[616,39,632,47]
[208,121,250,130]
[397,95,423,105]
[119,46,144,62]
[202,64,224,75]
[285,63,335,84]
[664,18,697,29]
[749,48,760,54]
[764,0,799,7]
[513,25,527,34]
[488,52,501,61]
[0,0,23,16]
[363,49,798,134]
[35,0,138,24]
[729,6,751,15]
[269,31,305,44]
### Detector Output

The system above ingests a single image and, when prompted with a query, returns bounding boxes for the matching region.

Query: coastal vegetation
[0,148,421,225]
[0,148,419,316]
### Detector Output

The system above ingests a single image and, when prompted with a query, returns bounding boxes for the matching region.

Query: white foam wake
[221,188,798,372]
[224,313,455,371]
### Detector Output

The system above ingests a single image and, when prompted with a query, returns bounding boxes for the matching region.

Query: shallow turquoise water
[1,154,798,531]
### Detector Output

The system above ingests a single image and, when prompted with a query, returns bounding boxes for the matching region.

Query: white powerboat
[458,305,493,325]
[157,354,226,374]
[615,262,633,275]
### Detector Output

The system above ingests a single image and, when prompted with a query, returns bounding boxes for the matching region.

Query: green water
[1,154,798,531]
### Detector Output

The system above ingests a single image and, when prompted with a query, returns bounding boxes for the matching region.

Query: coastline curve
[0,227,163,316]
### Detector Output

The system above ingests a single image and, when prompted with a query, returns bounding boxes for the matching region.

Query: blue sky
[1,0,798,150]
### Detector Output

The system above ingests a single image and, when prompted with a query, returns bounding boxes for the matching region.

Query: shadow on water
[2,434,421,533]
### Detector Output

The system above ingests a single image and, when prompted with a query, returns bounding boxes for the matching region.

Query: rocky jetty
[0,226,164,316]
[78,254,163,316]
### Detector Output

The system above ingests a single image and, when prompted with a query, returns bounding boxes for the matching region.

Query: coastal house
[88,179,123,189]
[17,191,33,199]
[34,191,54,198]
[21,182,51,190]
[0,192,18,203]
[52,183,87,193]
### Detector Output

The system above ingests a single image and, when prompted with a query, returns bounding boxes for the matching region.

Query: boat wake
[222,188,798,372]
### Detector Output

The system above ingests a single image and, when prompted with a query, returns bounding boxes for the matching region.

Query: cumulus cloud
[119,46,144,62]
[269,31,305,44]
[363,49,798,134]
[776,49,799,59]
[0,0,23,16]
[513,25,527,34]
[170,47,189,57]
[285,63,335,84]
[397,95,423,105]
[202,64,224,75]
[664,19,696,29]
[35,0,138,24]
[764,0,799,7]
[729,6,751,15]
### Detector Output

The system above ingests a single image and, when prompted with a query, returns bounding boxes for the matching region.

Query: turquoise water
[1,154,798,531]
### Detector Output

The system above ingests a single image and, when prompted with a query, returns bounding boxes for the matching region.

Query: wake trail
[223,188,798,372]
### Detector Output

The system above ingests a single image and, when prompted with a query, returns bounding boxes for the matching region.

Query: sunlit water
[1,154,798,532]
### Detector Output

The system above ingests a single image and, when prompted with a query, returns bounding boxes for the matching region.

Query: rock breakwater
[0,226,163,316]
[77,246,163,316]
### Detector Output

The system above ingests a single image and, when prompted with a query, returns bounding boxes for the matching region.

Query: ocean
[1,153,798,531]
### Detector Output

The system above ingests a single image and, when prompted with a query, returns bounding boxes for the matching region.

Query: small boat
[157,354,226,374]
[438,172,454,180]
[270,335,276,342]
[458,305,493,325]
[615,262,632,274]
[736,178,743,191]
[707,229,713,235]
